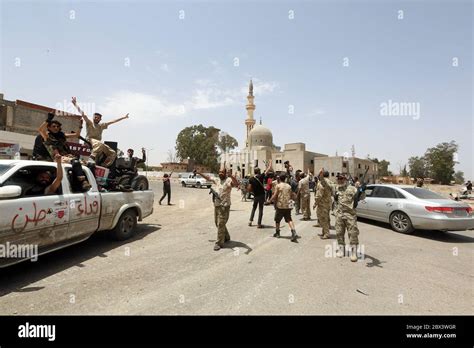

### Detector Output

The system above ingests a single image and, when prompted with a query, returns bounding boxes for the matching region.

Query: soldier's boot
[273,229,280,238]
[291,230,298,242]
[336,245,344,258]
[350,245,358,262]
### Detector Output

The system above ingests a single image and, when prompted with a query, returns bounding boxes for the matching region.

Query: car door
[65,166,101,240]
[368,186,400,222]
[0,164,70,252]
[356,185,374,218]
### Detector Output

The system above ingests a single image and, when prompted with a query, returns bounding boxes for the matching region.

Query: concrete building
[313,156,378,183]
[161,158,210,173]
[0,94,82,158]
[223,81,327,177]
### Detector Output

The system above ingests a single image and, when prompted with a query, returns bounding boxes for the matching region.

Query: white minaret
[244,80,256,148]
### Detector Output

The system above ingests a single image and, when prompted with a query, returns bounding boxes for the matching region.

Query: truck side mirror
[0,185,22,199]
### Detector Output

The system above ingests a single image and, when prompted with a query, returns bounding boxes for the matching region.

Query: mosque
[222,80,378,182]
[222,80,327,177]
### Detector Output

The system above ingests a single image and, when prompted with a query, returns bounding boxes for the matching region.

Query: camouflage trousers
[317,204,331,237]
[90,138,116,167]
[214,205,230,246]
[301,194,311,219]
[294,192,301,214]
[335,212,359,246]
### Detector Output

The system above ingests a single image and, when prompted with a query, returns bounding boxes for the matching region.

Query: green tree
[453,171,464,185]
[401,165,408,177]
[369,157,391,176]
[175,124,220,172]
[217,132,238,153]
[424,141,458,184]
[408,156,427,179]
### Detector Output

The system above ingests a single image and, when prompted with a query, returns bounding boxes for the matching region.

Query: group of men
[30,97,144,195]
[199,160,366,262]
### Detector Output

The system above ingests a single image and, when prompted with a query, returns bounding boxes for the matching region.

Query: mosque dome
[249,124,273,148]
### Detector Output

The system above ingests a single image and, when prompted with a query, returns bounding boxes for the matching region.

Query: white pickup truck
[0,160,154,268]
[179,172,213,188]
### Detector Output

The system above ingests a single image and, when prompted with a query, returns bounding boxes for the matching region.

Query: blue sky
[1,0,472,177]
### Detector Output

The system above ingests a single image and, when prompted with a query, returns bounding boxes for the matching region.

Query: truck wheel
[111,209,137,240]
[196,182,201,188]
[390,211,415,234]
[181,181,186,187]
[131,175,149,191]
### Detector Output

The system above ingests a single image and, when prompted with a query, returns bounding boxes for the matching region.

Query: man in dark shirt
[248,166,269,228]
[33,134,52,160]
[126,148,146,173]
[159,172,173,205]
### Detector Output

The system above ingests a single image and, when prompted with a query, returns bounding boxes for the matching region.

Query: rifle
[353,167,369,208]
[209,187,221,203]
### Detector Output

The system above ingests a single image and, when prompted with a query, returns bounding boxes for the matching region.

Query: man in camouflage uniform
[270,174,298,242]
[197,168,239,251]
[334,172,365,262]
[298,170,312,220]
[314,169,332,239]
[292,170,302,215]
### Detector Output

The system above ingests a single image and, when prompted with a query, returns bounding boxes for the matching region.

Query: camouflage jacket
[334,184,365,216]
[315,176,333,207]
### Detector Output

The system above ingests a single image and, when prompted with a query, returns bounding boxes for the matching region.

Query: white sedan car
[356,184,474,234]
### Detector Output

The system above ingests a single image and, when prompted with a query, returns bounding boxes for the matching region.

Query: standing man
[334,173,365,262]
[248,163,272,228]
[292,170,302,215]
[126,148,146,173]
[284,160,294,180]
[159,172,173,205]
[314,169,332,239]
[197,168,239,251]
[298,169,312,220]
[72,96,129,167]
[270,174,298,242]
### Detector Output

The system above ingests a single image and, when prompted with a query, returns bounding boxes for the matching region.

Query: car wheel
[181,181,186,187]
[110,209,137,240]
[390,211,414,234]
[196,182,202,188]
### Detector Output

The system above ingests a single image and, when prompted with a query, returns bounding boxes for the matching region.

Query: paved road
[0,182,472,315]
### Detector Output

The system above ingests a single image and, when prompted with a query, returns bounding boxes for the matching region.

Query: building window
[343,163,347,168]
[331,172,334,176]
[358,164,361,169]
[310,160,314,164]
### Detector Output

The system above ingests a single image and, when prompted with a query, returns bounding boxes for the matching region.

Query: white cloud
[190,88,235,110]
[160,63,170,72]
[99,78,279,123]
[99,91,186,123]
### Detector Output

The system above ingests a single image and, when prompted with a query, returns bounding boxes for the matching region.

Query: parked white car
[179,172,213,188]
[0,160,154,267]
[356,184,474,234]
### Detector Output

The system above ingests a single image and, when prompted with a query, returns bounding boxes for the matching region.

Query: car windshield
[0,164,13,177]
[401,187,445,199]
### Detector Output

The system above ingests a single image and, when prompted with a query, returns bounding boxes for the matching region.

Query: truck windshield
[0,164,13,177]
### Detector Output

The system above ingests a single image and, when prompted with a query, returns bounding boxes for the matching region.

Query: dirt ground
[0,182,472,315]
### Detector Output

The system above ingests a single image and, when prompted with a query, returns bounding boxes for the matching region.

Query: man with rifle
[196,165,239,251]
[333,168,367,262]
